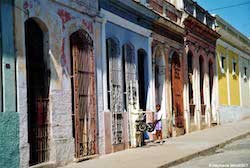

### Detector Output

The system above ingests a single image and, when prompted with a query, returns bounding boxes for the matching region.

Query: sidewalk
[62,119,250,168]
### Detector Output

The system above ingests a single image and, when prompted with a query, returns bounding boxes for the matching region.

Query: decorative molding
[101,9,152,38]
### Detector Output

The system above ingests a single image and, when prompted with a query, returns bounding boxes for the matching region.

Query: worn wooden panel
[71,30,97,158]
[171,53,184,128]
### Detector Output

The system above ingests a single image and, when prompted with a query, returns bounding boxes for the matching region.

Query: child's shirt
[154,111,162,131]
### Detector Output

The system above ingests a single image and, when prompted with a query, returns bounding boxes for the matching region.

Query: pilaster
[0,1,19,168]
[146,36,154,111]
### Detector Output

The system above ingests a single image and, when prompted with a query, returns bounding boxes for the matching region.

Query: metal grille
[71,30,97,158]
[25,19,50,166]
[123,43,137,109]
[29,98,49,165]
[107,38,124,145]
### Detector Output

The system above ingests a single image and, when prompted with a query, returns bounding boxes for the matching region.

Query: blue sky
[194,0,250,38]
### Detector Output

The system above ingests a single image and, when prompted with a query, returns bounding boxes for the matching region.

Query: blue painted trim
[1,0,16,112]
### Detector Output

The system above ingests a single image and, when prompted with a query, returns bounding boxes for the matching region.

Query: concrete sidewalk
[61,119,250,168]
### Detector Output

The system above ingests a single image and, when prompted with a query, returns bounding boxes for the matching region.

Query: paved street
[172,136,250,168]
[61,119,250,168]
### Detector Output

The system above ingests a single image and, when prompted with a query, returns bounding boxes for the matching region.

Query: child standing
[155,104,163,144]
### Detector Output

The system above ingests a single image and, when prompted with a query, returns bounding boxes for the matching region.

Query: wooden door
[171,53,184,128]
[71,30,97,158]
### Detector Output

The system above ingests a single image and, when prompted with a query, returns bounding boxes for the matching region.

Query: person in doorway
[155,104,163,144]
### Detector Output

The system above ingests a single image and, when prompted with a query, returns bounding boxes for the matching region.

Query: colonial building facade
[98,0,158,154]
[181,0,220,132]
[14,0,101,167]
[215,15,250,124]
[139,0,186,137]
[0,0,250,168]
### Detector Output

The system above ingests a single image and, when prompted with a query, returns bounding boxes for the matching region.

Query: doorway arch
[199,56,205,116]
[208,60,214,107]
[25,18,50,166]
[70,29,97,158]
[138,49,147,111]
[170,52,184,131]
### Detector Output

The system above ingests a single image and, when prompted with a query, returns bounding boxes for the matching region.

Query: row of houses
[0,0,249,167]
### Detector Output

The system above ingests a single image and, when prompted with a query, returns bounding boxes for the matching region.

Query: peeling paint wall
[0,1,19,168]
[0,113,19,168]
[239,56,250,108]
[14,0,100,167]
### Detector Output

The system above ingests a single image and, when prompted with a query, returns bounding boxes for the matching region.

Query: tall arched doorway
[199,56,205,117]
[70,29,97,158]
[138,49,147,111]
[171,52,184,135]
[187,51,195,130]
[106,38,124,150]
[122,43,136,111]
[208,60,214,110]
[25,18,50,166]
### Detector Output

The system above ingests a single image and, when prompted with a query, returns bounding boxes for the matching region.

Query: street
[172,136,250,168]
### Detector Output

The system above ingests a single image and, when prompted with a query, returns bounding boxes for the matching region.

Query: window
[232,60,237,75]
[221,56,226,73]
[244,67,248,80]
[163,4,167,17]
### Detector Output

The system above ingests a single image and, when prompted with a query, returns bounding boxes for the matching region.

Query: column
[146,36,154,111]
[183,49,190,133]
[195,55,201,130]
[101,18,108,112]
[226,48,231,105]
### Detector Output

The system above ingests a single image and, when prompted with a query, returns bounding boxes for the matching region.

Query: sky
[194,0,250,38]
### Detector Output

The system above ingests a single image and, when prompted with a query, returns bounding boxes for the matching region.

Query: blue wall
[106,21,150,103]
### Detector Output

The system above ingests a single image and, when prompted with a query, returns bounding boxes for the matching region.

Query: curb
[158,131,250,168]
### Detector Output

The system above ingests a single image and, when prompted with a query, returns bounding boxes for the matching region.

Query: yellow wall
[228,51,240,105]
[216,44,241,106]
[217,45,228,105]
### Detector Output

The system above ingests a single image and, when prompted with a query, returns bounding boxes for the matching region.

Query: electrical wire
[209,1,250,11]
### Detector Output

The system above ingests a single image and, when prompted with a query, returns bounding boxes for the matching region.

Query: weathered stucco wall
[239,56,250,107]
[14,0,100,167]
[216,39,250,124]
[217,44,229,105]
[0,112,19,168]
[228,51,240,106]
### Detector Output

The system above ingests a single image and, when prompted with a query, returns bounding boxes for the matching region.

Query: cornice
[218,28,250,55]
